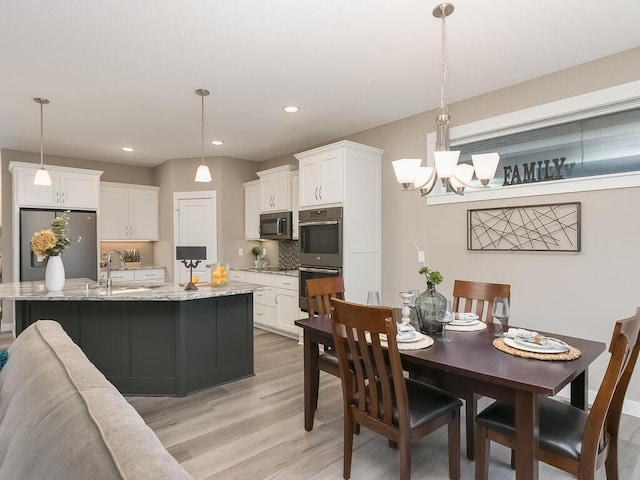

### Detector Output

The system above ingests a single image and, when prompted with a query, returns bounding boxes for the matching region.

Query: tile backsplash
[278,240,299,269]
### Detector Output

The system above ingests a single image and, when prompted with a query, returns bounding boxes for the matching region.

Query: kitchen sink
[99,284,163,294]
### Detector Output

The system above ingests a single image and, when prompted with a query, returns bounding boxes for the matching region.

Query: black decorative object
[176,246,206,290]
[467,202,581,252]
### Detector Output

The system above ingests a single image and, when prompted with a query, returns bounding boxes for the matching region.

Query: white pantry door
[173,191,217,284]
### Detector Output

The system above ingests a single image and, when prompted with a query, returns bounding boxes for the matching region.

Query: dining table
[295,314,606,480]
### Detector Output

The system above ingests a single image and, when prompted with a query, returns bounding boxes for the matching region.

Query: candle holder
[181,259,201,290]
[176,246,206,291]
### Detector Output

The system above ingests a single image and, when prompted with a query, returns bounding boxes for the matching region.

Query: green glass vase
[415,283,447,335]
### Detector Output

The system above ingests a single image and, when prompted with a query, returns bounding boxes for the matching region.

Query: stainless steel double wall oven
[298,207,343,311]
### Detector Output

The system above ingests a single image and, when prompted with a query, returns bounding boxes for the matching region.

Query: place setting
[378,291,434,349]
[445,312,487,332]
[494,327,582,360]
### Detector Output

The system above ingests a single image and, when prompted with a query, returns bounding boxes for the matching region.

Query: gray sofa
[0,320,192,480]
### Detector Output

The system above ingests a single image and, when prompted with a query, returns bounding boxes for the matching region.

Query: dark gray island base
[13,284,257,397]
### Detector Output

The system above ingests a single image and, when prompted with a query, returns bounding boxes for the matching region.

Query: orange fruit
[191,275,199,284]
[212,270,222,279]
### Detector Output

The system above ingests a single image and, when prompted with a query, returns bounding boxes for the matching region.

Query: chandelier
[393,3,499,197]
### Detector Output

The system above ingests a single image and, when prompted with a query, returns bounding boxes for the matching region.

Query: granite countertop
[232,267,298,277]
[0,278,270,302]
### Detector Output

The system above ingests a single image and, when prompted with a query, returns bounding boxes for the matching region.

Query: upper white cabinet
[295,140,383,209]
[10,162,102,209]
[296,145,345,208]
[100,182,159,241]
[257,164,296,213]
[290,171,299,240]
[243,180,260,240]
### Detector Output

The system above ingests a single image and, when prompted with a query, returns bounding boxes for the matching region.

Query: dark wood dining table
[295,314,606,480]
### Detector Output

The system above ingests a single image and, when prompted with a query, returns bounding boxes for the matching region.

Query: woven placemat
[493,338,581,361]
[446,321,487,332]
[373,333,434,350]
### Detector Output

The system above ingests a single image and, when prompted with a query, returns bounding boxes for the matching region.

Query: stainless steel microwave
[259,212,292,240]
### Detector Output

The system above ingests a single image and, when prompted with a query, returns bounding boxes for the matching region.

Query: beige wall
[153,156,259,282]
[260,48,640,405]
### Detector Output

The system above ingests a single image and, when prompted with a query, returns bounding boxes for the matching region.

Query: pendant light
[194,88,212,183]
[33,97,52,186]
[392,3,499,197]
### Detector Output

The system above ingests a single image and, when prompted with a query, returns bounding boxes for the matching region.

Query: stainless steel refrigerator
[20,209,98,281]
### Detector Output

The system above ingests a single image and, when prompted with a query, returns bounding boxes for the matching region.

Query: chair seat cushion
[402,378,463,429]
[476,396,587,460]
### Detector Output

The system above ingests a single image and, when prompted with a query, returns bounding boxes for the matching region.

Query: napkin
[454,313,479,321]
[505,328,569,348]
[504,328,539,342]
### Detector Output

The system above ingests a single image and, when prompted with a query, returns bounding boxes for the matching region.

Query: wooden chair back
[582,307,640,478]
[330,298,407,430]
[452,280,511,323]
[306,277,345,318]
[330,298,462,479]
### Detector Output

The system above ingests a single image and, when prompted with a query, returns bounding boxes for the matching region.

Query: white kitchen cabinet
[100,182,159,241]
[290,171,299,240]
[295,140,384,306]
[257,165,296,213]
[247,272,277,328]
[10,162,102,209]
[274,275,300,336]
[229,269,246,282]
[243,180,260,240]
[245,271,302,338]
[98,267,165,284]
[296,146,345,208]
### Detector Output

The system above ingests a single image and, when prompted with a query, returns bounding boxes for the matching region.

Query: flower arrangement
[418,266,443,286]
[31,214,71,259]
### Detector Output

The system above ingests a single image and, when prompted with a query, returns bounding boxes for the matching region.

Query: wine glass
[367,291,380,305]
[492,297,510,337]
[438,299,454,343]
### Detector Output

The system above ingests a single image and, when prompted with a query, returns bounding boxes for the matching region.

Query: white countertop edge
[0,278,270,301]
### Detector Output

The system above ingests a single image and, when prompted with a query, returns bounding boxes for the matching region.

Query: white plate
[504,337,568,354]
[456,313,479,321]
[397,331,424,343]
[381,331,423,343]
[449,319,480,326]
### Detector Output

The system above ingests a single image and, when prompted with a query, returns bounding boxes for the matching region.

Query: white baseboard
[557,390,640,419]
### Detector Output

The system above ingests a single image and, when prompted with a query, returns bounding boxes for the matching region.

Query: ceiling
[1,1,639,167]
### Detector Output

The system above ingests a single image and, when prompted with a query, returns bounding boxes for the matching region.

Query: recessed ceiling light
[211,140,224,146]
[121,146,135,152]
[283,106,299,113]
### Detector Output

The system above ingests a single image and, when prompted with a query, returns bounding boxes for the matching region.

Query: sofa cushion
[0,320,192,480]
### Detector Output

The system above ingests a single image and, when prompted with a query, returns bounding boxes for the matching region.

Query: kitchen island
[0,278,268,396]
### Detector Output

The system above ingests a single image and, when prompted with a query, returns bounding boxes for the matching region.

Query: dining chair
[475,307,640,480]
[330,298,462,480]
[305,276,345,421]
[452,279,511,460]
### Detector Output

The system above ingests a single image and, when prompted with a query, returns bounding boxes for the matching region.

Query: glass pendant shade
[452,163,474,187]
[34,167,52,186]
[195,164,212,183]
[392,158,421,187]
[433,150,460,179]
[413,166,435,188]
[472,152,500,185]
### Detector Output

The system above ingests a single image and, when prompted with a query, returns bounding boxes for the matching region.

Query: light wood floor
[126,328,640,480]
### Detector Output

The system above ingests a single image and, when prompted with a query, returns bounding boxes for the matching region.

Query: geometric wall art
[467,202,581,252]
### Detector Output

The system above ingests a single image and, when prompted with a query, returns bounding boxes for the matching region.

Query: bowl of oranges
[211,263,229,286]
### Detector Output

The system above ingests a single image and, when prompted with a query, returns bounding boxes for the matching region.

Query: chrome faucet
[105,250,124,288]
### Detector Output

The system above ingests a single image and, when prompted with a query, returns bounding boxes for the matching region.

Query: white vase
[45,255,65,292]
